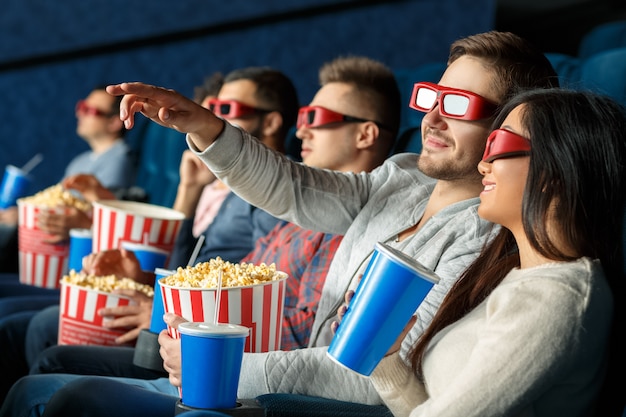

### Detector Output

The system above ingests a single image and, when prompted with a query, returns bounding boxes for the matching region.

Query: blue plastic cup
[121,241,169,272]
[0,165,31,209]
[150,268,174,333]
[179,322,249,409]
[327,242,439,376]
[68,228,93,272]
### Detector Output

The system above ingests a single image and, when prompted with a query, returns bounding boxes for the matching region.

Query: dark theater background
[1,0,624,202]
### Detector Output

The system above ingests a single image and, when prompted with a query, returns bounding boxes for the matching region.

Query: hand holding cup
[332,289,415,358]
[327,242,439,376]
[159,312,188,387]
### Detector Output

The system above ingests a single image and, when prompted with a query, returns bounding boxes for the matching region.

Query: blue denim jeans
[0,374,178,417]
[0,311,37,405]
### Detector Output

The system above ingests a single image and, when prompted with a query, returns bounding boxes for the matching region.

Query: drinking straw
[214,268,223,325]
[187,235,205,266]
[20,153,43,175]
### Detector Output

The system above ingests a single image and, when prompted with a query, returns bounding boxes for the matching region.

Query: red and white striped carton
[92,200,185,254]
[58,281,136,346]
[160,272,288,353]
[17,201,71,289]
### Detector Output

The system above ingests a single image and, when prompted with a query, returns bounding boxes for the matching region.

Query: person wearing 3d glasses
[352,89,625,417]
[0,31,563,417]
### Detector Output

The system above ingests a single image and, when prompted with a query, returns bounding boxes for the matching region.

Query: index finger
[106,83,181,127]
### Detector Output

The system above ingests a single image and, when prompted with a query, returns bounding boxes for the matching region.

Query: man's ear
[355,121,380,150]
[262,111,284,137]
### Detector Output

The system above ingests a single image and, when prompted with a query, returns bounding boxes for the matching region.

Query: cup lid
[5,165,28,175]
[374,242,440,284]
[154,268,175,277]
[69,228,93,237]
[121,241,169,255]
[178,322,250,338]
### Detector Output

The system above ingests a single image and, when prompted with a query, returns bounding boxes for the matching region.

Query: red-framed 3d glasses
[482,129,531,163]
[297,106,390,130]
[409,82,497,121]
[75,100,112,117]
[206,99,270,119]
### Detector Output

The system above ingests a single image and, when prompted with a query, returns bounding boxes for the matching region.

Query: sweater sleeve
[372,261,611,417]
[189,123,371,235]
[371,353,428,417]
[237,346,383,404]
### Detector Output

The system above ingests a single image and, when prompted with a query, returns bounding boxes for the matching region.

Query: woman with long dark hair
[368,89,626,417]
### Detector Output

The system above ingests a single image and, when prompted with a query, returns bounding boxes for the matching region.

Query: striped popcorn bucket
[160,272,288,352]
[17,201,70,288]
[58,281,137,346]
[92,200,185,254]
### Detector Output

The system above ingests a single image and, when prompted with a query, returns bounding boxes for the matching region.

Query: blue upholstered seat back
[133,123,188,208]
[578,19,626,59]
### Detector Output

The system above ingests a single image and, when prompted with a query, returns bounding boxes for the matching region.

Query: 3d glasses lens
[415,88,437,109]
[442,95,470,116]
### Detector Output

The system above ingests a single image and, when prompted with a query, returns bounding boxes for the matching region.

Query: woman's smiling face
[477,105,530,233]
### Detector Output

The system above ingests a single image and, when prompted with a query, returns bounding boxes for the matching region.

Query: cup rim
[121,241,170,255]
[374,242,440,284]
[93,199,186,221]
[69,228,93,238]
[154,268,176,277]
[178,322,250,338]
[5,165,28,176]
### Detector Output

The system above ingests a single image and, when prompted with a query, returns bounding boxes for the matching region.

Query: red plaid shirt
[242,221,342,350]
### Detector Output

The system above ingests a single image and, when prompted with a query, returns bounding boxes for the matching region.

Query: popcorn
[19,184,91,212]
[160,257,279,289]
[61,270,154,297]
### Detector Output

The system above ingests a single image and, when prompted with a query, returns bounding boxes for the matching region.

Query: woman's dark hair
[408,89,626,385]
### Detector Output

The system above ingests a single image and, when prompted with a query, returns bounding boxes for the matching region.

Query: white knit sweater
[371,258,612,417]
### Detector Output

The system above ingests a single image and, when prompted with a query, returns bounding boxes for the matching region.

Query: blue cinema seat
[578,19,626,59]
[545,52,583,89]
[133,123,189,208]
[579,47,626,106]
